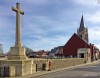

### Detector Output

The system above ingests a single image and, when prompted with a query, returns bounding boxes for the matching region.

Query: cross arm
[20,11,24,15]
[12,7,24,15]
[12,7,18,12]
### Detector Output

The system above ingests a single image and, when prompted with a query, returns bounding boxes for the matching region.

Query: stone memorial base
[8,47,27,60]
[0,60,32,77]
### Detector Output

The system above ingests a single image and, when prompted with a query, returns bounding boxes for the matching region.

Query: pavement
[33,60,100,78]
[5,60,100,78]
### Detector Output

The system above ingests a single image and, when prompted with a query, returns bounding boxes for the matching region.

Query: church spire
[79,15,85,32]
[77,15,89,43]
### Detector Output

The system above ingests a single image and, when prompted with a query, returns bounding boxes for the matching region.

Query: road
[34,61,100,78]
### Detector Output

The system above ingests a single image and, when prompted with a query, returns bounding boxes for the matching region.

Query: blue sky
[0,0,100,53]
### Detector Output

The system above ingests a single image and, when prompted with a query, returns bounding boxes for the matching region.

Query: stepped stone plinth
[8,47,27,60]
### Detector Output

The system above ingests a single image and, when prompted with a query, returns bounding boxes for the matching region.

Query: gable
[63,33,90,56]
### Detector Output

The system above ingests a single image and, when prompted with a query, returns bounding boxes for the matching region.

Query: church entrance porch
[77,48,91,62]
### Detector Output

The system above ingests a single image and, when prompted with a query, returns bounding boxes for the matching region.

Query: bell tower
[77,15,89,43]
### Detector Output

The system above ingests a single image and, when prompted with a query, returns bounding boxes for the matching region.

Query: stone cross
[12,3,24,47]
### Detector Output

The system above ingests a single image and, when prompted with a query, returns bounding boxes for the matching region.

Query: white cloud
[19,0,49,6]
[86,11,100,23]
[95,44,100,49]
[22,15,69,36]
[24,35,70,51]
[89,26,100,49]
[73,0,98,6]
[89,26,100,41]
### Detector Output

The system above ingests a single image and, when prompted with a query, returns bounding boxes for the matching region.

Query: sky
[0,0,100,53]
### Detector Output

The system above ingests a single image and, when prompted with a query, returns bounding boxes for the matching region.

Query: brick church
[63,15,100,61]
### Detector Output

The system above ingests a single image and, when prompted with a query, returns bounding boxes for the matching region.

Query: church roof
[63,33,90,56]
[79,15,85,32]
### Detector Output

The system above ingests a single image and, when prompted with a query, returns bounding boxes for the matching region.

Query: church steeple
[77,15,89,43]
[79,15,85,32]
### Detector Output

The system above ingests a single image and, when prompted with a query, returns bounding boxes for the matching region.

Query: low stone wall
[49,58,86,70]
[33,59,48,71]
[33,58,86,71]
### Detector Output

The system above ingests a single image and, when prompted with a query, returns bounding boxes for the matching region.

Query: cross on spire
[12,3,24,47]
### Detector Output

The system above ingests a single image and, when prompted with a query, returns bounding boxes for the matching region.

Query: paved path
[33,61,100,78]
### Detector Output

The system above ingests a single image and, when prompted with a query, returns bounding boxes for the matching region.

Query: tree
[22,45,33,55]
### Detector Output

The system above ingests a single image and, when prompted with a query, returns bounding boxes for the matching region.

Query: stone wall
[33,58,86,71]
[33,59,48,71]
[0,58,86,77]
[49,58,86,70]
